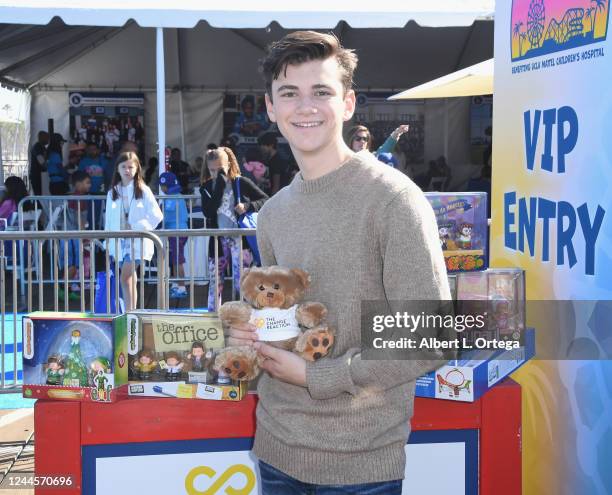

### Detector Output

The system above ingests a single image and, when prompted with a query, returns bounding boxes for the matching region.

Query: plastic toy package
[425,192,488,273]
[456,269,526,345]
[22,312,122,402]
[118,311,247,401]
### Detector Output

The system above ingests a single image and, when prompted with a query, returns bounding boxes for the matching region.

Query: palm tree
[520,33,528,56]
[513,21,524,56]
[585,8,593,33]
[592,0,606,36]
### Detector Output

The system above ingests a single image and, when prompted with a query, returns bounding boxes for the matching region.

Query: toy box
[425,192,488,273]
[117,311,247,401]
[415,328,535,402]
[456,269,526,344]
[22,312,124,402]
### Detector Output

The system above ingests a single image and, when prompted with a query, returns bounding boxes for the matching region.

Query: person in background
[188,156,204,194]
[347,124,410,156]
[105,151,163,311]
[258,132,296,195]
[144,157,159,194]
[47,133,69,196]
[29,131,48,196]
[377,152,399,169]
[467,164,492,218]
[199,147,268,310]
[78,143,109,194]
[242,148,271,194]
[159,172,189,299]
[0,176,30,226]
[169,148,191,194]
[58,171,92,300]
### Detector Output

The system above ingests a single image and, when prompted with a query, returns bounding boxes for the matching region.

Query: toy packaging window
[22,312,119,402]
[455,269,526,345]
[425,192,488,273]
[117,311,247,401]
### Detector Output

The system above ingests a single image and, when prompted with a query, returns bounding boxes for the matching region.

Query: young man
[228,31,450,493]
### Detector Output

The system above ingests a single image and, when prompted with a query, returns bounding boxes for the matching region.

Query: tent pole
[176,29,186,160]
[156,27,166,175]
[444,98,449,160]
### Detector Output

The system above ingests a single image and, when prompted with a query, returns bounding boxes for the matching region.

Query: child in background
[0,176,30,226]
[58,171,92,300]
[200,147,268,311]
[105,151,163,311]
[159,172,189,299]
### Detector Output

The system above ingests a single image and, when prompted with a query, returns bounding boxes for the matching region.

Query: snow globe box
[116,311,245,401]
[425,192,488,273]
[22,312,124,403]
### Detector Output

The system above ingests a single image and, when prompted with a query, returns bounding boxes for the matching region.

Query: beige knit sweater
[253,150,450,484]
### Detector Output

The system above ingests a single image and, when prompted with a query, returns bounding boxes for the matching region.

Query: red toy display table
[34,378,521,495]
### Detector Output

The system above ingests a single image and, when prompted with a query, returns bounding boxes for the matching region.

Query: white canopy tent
[0,1,494,174]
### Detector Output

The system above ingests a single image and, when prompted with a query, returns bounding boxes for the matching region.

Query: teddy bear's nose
[267,292,274,298]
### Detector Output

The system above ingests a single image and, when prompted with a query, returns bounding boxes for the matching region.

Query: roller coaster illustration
[544,8,585,45]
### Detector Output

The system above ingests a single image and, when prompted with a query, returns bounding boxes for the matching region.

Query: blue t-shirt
[79,156,109,193]
[162,186,188,229]
[47,152,66,183]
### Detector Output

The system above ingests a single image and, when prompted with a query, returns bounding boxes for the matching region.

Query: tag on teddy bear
[250,305,300,341]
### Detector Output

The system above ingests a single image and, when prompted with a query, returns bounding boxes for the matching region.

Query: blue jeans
[258,461,402,495]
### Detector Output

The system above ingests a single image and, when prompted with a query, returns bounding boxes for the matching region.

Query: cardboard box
[425,192,488,273]
[456,269,526,344]
[118,311,247,401]
[415,328,535,402]
[127,380,248,401]
[22,312,124,402]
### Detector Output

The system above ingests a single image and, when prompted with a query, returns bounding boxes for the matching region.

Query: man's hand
[254,342,307,387]
[227,322,258,347]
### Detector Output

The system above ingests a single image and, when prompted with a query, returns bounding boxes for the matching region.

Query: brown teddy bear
[213,266,334,381]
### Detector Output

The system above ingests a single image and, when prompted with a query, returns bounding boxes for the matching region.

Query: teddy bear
[213,266,335,381]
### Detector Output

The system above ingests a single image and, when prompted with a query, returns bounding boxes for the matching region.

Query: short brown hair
[346,125,371,151]
[260,31,358,100]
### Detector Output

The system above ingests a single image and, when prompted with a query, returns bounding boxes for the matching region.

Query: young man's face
[265,57,355,158]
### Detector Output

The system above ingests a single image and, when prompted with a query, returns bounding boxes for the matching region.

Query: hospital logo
[511,0,610,61]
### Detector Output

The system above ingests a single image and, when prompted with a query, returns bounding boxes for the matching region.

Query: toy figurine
[457,223,473,250]
[62,330,89,387]
[438,223,454,250]
[89,357,111,387]
[45,356,64,385]
[132,349,157,381]
[92,370,110,401]
[187,342,211,373]
[162,351,184,381]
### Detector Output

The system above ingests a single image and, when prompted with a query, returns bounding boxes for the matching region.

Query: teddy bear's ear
[290,268,311,289]
[240,268,259,302]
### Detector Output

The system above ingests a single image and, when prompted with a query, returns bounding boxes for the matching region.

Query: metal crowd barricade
[153,228,255,312]
[0,230,166,393]
[16,193,200,295]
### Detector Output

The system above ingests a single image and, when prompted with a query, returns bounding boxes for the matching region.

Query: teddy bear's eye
[258,285,265,291]
[273,284,280,290]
